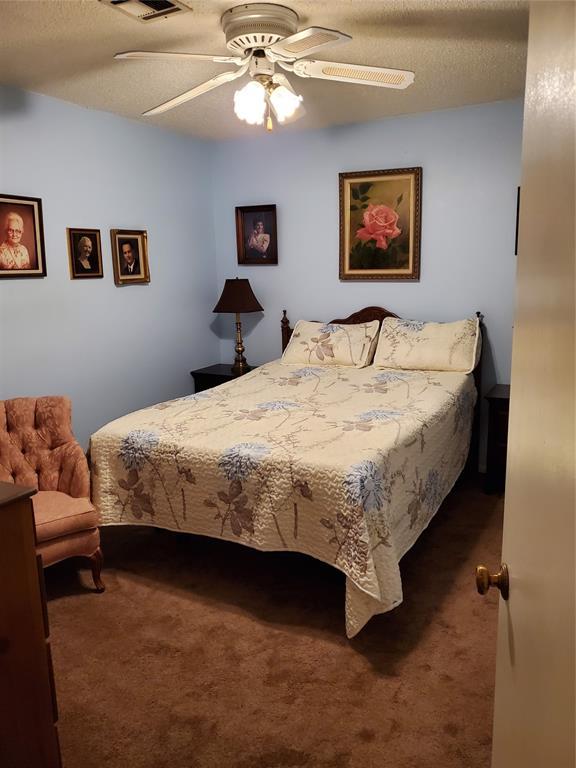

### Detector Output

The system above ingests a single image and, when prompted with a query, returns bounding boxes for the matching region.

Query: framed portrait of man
[67,228,103,279]
[110,229,150,286]
[235,204,278,265]
[0,193,46,278]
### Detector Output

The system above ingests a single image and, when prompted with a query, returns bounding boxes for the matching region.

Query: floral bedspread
[90,360,476,637]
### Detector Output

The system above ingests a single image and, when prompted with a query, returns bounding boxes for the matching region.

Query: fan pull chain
[266,101,273,132]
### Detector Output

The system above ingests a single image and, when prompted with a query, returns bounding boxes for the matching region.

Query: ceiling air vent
[99,0,192,23]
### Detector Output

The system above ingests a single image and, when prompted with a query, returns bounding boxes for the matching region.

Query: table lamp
[213,278,263,374]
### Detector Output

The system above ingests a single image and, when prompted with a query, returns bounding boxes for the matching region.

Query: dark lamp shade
[213,278,263,314]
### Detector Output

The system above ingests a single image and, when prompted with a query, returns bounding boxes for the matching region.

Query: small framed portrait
[339,167,422,281]
[235,204,278,265]
[67,228,103,279]
[110,229,150,286]
[0,193,46,278]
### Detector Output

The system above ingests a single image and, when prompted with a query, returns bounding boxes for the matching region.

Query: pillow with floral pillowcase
[281,320,381,368]
[372,316,482,373]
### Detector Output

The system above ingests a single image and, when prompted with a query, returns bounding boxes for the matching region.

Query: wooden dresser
[0,482,62,768]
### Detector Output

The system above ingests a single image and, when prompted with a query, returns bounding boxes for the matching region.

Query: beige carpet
[45,480,503,768]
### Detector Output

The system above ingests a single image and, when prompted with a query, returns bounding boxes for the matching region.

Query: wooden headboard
[280,306,484,475]
[281,306,400,352]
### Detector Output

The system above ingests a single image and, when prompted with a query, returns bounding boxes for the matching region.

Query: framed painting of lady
[235,204,278,265]
[67,228,103,279]
[0,193,46,278]
[339,168,422,281]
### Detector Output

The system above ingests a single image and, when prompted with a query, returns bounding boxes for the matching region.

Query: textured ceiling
[0,0,528,140]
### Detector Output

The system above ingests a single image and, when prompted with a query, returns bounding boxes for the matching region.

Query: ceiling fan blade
[115,50,245,65]
[142,67,247,117]
[293,59,415,89]
[267,27,351,60]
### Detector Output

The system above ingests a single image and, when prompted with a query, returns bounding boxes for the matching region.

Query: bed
[91,306,481,637]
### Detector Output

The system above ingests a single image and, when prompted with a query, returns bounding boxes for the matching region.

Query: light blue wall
[0,88,219,446]
[0,91,522,449]
[211,99,523,389]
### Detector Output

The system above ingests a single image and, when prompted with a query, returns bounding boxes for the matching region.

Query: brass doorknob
[476,563,509,600]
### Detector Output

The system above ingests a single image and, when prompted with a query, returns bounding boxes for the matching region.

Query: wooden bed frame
[281,306,483,476]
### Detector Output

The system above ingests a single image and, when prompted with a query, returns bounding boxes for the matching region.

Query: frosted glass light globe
[269,85,303,122]
[233,81,266,125]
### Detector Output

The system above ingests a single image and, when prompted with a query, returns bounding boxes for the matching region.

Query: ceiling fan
[115,2,415,129]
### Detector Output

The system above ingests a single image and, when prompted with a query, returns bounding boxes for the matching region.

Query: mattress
[91,360,476,637]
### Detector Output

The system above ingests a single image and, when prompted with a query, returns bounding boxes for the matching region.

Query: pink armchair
[0,396,104,591]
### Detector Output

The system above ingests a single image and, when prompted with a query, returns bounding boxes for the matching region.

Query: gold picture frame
[111,229,150,286]
[339,167,422,281]
[67,228,103,279]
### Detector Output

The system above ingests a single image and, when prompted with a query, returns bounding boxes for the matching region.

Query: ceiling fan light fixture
[234,80,266,125]
[113,4,415,126]
[269,84,303,122]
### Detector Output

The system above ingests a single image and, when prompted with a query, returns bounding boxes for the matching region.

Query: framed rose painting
[339,167,422,281]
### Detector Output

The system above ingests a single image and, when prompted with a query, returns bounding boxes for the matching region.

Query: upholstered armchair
[0,396,104,591]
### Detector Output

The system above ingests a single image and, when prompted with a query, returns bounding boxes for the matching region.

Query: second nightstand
[190,364,251,394]
[485,384,511,494]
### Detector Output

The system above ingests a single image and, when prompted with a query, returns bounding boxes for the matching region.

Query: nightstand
[190,363,251,394]
[485,384,511,493]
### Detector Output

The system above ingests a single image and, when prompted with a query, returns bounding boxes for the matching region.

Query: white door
[490,3,575,767]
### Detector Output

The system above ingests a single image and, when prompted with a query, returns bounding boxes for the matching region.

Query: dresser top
[0,481,37,508]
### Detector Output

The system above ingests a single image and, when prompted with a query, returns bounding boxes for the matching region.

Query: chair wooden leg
[88,547,105,593]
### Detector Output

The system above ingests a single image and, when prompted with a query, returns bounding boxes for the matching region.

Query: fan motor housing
[221,3,299,53]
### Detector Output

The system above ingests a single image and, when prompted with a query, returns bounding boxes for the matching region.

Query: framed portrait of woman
[235,204,278,265]
[0,193,46,278]
[67,228,103,279]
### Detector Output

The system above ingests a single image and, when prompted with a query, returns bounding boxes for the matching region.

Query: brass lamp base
[231,360,251,375]
[231,312,251,375]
